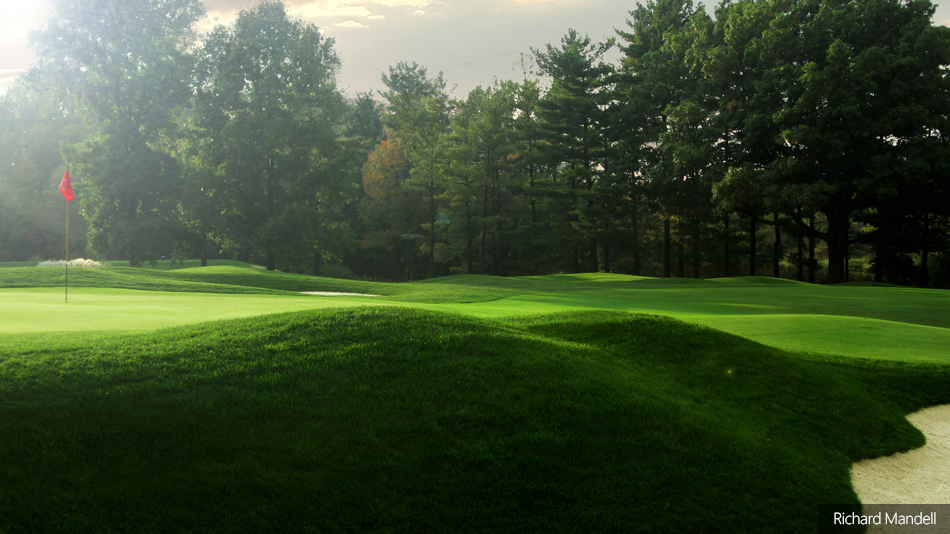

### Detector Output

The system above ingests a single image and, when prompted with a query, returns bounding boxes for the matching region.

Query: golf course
[1,262,949,532]
[0,262,950,534]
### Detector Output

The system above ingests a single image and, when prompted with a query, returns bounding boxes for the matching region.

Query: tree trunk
[604,219,611,274]
[693,218,700,279]
[491,232,498,276]
[466,200,473,275]
[201,238,209,268]
[797,234,803,282]
[479,189,489,275]
[492,176,501,276]
[920,213,931,288]
[724,214,730,278]
[499,235,507,277]
[663,217,671,278]
[428,178,436,279]
[749,217,757,277]
[479,229,487,275]
[530,173,537,223]
[874,226,884,283]
[529,143,538,224]
[845,246,850,282]
[808,216,816,284]
[590,237,598,272]
[127,197,139,267]
[773,212,781,279]
[677,240,685,278]
[825,211,850,284]
[265,157,275,271]
[632,206,641,276]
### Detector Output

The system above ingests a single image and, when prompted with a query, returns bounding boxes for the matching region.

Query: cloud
[274,0,435,21]
[502,0,582,4]
[413,9,426,15]
[204,0,252,10]
[286,0,432,16]
[368,14,386,19]
[0,68,27,80]
[335,20,369,27]
[294,2,374,19]
[371,0,430,7]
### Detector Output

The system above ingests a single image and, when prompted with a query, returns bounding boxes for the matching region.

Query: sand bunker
[300,291,381,297]
[851,404,950,505]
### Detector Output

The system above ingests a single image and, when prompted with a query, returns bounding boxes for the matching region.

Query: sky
[2,0,950,99]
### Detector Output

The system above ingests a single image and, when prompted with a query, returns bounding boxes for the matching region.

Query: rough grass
[2,307,948,533]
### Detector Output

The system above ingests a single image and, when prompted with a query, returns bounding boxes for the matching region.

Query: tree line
[1,0,948,287]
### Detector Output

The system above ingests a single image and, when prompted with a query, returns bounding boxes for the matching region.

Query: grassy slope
[0,259,263,270]
[2,307,948,533]
[0,266,293,295]
[3,267,948,362]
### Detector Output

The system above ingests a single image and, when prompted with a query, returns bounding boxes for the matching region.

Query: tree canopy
[3,0,948,287]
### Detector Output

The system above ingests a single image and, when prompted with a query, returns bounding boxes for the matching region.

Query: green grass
[2,307,948,533]
[0,259,261,270]
[4,267,947,362]
[0,266,294,295]
[2,264,950,531]
[0,288,390,350]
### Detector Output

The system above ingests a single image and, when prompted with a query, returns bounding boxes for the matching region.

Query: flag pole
[65,194,69,304]
[59,165,73,304]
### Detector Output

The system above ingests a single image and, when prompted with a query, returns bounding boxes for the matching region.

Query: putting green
[0,287,386,338]
[3,282,948,363]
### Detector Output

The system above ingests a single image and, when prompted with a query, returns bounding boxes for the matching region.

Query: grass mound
[0,266,500,301]
[0,266,292,295]
[145,266,398,295]
[708,276,810,285]
[5,265,950,363]
[1,308,947,533]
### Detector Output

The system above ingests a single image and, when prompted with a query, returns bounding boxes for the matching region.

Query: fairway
[445,290,950,362]
[3,267,950,533]
[4,271,948,362]
[5,0,948,528]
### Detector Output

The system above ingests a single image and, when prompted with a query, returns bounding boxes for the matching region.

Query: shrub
[37,258,104,269]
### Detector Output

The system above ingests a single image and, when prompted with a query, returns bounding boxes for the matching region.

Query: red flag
[59,168,74,202]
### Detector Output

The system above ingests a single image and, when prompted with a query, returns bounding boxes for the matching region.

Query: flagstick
[65,198,69,304]
[59,165,73,304]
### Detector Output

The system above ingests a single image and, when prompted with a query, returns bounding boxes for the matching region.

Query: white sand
[851,404,950,505]
[300,291,381,297]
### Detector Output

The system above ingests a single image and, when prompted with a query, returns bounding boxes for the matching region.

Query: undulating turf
[1,307,948,533]
[3,267,948,362]
[0,287,388,346]
[0,259,265,269]
[2,264,949,531]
